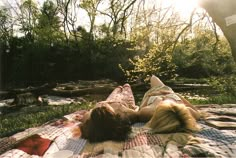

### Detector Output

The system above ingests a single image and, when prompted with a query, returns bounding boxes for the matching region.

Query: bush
[121,44,177,83]
[208,75,236,96]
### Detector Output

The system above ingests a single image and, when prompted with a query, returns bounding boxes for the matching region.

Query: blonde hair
[146,101,200,133]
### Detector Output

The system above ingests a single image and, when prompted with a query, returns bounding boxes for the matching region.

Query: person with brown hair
[80,84,139,142]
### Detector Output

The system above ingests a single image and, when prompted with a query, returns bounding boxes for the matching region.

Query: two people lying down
[79,75,201,142]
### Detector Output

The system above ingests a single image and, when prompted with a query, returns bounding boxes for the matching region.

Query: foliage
[18,0,39,39]
[0,7,12,42]
[120,4,187,82]
[0,0,236,90]
[173,28,236,78]
[208,75,236,97]
[79,0,102,37]
[36,0,63,45]
[93,38,137,80]
[121,44,177,82]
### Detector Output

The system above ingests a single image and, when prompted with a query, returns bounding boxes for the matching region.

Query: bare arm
[176,93,198,111]
[139,96,149,109]
[176,93,201,120]
[137,105,156,122]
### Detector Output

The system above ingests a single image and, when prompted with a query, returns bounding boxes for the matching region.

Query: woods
[0,0,235,89]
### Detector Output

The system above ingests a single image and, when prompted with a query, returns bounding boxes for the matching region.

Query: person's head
[146,100,200,133]
[80,106,132,142]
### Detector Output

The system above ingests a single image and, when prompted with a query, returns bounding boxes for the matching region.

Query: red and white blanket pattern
[0,110,87,158]
[1,108,236,158]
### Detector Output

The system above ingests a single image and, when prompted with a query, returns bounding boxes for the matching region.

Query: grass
[193,95,236,105]
[0,103,93,138]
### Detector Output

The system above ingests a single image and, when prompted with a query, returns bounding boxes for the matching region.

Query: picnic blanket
[1,106,236,158]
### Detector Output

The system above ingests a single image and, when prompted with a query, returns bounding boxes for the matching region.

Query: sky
[0,0,200,17]
[170,0,199,17]
[0,0,202,31]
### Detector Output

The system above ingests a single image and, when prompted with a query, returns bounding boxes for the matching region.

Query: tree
[121,0,199,82]
[56,0,81,43]
[80,0,103,40]
[174,26,235,78]
[18,0,39,41]
[0,7,13,46]
[100,0,137,38]
[0,7,13,88]
[36,0,63,45]
[129,0,185,51]
[199,0,236,61]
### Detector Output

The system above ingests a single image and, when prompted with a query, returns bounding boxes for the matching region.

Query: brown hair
[146,101,200,133]
[80,106,131,142]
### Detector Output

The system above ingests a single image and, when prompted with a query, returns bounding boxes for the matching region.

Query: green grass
[0,103,93,138]
[201,95,236,104]
[185,94,236,105]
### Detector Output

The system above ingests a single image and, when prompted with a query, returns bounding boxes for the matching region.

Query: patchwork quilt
[1,106,236,158]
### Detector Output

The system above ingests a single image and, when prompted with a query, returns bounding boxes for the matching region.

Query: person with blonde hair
[137,75,201,133]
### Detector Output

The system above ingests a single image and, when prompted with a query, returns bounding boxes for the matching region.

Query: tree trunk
[199,0,236,61]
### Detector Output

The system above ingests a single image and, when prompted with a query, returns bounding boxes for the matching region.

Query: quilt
[1,106,236,158]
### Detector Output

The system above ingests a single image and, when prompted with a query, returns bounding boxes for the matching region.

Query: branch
[171,9,196,54]
[206,15,219,53]
[120,0,137,35]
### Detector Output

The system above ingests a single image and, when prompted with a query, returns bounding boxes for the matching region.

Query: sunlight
[168,0,200,18]
[174,0,199,16]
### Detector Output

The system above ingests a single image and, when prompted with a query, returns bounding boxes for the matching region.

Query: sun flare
[173,0,199,17]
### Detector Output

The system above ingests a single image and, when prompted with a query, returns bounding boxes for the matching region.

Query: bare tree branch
[171,9,196,54]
